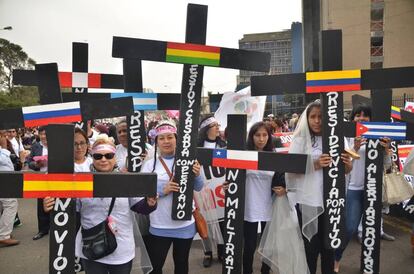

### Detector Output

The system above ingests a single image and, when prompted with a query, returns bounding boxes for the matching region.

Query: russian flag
[357,122,406,140]
[22,102,81,127]
[110,93,158,110]
[391,106,401,120]
[212,149,258,170]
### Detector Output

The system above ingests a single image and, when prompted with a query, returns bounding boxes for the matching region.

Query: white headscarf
[285,101,324,241]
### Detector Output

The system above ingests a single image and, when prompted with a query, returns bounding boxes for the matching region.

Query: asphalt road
[0,199,413,274]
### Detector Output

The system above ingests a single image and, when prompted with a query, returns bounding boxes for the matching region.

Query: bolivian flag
[166,42,220,66]
[306,70,361,93]
[23,173,93,198]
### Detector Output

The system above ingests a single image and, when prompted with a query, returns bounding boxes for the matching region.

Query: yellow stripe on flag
[306,70,361,81]
[166,48,220,60]
[23,181,93,191]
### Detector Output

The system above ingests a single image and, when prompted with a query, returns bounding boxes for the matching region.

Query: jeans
[82,259,132,274]
[335,189,364,261]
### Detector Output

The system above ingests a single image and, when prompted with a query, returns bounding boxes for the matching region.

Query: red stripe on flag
[167,42,220,53]
[88,73,101,88]
[212,158,258,170]
[24,173,93,182]
[24,115,82,127]
[306,84,361,93]
[59,72,72,88]
[23,190,93,198]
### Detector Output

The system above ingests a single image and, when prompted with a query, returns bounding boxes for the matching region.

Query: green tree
[0,38,36,91]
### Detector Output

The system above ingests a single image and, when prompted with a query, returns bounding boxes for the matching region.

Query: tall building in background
[315,0,414,109]
[237,22,305,116]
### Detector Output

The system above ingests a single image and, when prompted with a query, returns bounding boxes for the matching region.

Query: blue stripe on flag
[363,134,406,141]
[133,104,158,111]
[213,149,227,159]
[111,93,157,99]
[23,108,81,120]
[306,78,360,87]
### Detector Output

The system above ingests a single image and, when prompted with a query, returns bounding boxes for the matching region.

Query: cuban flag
[212,149,258,170]
[110,93,157,110]
[357,122,406,140]
[22,102,81,127]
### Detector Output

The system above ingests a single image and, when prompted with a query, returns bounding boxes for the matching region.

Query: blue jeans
[335,189,364,261]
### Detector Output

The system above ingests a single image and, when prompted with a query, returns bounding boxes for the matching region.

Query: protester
[0,129,20,247]
[285,100,352,274]
[74,128,93,172]
[242,121,285,274]
[115,120,128,171]
[196,115,226,267]
[44,135,157,274]
[27,126,50,240]
[141,121,204,274]
[334,104,392,273]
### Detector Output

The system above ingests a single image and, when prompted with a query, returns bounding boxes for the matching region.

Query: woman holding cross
[141,120,204,274]
[286,100,352,274]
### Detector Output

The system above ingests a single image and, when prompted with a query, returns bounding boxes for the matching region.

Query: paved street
[0,199,413,273]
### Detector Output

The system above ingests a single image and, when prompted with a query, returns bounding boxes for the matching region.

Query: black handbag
[81,198,118,260]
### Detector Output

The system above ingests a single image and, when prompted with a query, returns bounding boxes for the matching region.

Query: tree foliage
[0,38,36,91]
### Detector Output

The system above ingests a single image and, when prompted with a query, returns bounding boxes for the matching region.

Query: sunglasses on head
[92,153,115,160]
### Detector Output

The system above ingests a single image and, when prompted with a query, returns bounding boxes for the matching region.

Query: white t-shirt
[244,169,274,222]
[347,138,366,191]
[311,136,324,205]
[74,157,93,172]
[75,197,142,265]
[203,140,217,149]
[40,143,48,172]
[115,144,128,170]
[10,137,23,156]
[141,157,195,229]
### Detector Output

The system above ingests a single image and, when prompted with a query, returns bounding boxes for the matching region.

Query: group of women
[42,98,400,274]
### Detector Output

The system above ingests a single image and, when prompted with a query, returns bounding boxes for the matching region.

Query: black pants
[297,206,334,274]
[204,220,224,258]
[148,234,193,274]
[243,221,270,274]
[82,259,132,274]
[37,198,49,233]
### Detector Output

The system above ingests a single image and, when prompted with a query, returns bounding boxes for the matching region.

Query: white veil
[131,213,153,273]
[285,101,324,241]
[258,195,309,274]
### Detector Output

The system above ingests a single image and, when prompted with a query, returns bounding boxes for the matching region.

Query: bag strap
[107,198,116,216]
[159,157,174,180]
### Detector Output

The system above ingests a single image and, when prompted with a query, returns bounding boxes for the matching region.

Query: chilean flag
[212,149,258,170]
[356,122,406,140]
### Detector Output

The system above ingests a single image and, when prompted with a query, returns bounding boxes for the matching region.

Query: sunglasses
[92,153,115,160]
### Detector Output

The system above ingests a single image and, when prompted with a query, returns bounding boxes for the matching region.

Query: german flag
[166,42,220,66]
[306,70,361,93]
[391,106,401,120]
[23,173,93,198]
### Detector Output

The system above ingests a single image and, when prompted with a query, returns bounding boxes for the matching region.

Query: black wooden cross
[112,3,271,220]
[251,29,414,273]
[197,114,307,274]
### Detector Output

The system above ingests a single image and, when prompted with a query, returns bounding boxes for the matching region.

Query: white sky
[0,0,301,93]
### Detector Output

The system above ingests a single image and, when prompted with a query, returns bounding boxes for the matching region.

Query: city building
[237,22,305,116]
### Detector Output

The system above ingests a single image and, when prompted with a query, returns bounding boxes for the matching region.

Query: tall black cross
[197,114,307,274]
[251,29,414,273]
[112,3,270,220]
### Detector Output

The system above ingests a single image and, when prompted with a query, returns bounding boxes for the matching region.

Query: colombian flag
[23,173,93,198]
[22,101,82,127]
[306,70,361,93]
[166,42,220,67]
[391,106,401,120]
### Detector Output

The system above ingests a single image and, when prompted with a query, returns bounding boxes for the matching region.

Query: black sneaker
[203,252,213,268]
[13,216,22,228]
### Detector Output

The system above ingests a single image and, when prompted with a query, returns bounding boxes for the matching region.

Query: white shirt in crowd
[244,169,274,222]
[9,137,23,156]
[115,144,128,170]
[74,157,93,172]
[40,142,48,172]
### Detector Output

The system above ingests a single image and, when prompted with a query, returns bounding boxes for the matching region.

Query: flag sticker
[212,149,258,170]
[23,173,93,198]
[357,122,406,140]
[306,70,361,93]
[166,42,220,67]
[110,93,158,110]
[391,106,401,120]
[22,101,82,127]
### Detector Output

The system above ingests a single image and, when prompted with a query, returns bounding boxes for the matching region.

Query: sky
[0,0,302,94]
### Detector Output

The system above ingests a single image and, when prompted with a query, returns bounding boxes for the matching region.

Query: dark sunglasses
[92,153,115,160]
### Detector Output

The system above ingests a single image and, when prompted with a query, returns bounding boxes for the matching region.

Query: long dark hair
[350,104,371,121]
[247,122,273,151]
[74,127,90,157]
[197,115,226,148]
[306,100,322,146]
